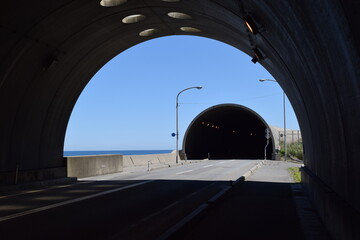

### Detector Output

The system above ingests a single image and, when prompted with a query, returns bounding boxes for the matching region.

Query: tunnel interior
[184,105,273,160]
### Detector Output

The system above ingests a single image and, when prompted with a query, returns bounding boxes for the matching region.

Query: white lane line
[215,161,226,165]
[0,181,92,200]
[157,204,209,240]
[0,180,154,223]
[176,170,193,175]
[202,164,214,168]
[131,201,180,228]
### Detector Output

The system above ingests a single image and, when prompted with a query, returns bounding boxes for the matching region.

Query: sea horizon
[63,149,173,157]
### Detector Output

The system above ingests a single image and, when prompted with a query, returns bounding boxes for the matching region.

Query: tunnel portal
[183,104,274,160]
[2,1,360,238]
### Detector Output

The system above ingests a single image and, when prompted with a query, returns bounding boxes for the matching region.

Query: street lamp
[259,79,287,161]
[176,86,203,164]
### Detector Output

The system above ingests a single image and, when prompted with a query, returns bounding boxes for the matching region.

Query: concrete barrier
[123,152,176,168]
[67,155,123,178]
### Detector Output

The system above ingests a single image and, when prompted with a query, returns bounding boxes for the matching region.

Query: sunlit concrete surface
[82,159,262,182]
[1,1,360,239]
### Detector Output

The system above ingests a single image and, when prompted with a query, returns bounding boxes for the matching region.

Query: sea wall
[67,154,123,178]
[123,152,176,167]
[66,152,177,178]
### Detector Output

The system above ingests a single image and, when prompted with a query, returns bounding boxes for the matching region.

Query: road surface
[0,159,261,239]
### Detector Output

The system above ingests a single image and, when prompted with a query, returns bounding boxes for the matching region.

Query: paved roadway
[0,159,261,240]
[170,161,330,240]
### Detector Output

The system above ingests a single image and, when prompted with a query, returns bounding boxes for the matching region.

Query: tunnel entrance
[183,104,274,160]
[2,2,360,238]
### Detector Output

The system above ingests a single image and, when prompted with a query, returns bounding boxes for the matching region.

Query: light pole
[176,86,203,164]
[259,79,287,161]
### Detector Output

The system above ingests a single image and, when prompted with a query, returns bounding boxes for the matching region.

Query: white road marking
[202,164,214,168]
[0,181,92,200]
[0,180,154,222]
[131,201,180,228]
[176,170,193,175]
[157,204,209,240]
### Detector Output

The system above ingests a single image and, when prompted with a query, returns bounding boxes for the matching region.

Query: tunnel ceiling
[184,104,274,160]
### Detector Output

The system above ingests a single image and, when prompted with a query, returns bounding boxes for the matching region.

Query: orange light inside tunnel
[245,21,253,33]
[244,16,259,34]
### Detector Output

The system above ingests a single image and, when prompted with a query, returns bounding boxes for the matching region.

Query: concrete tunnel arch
[1,1,360,238]
[183,104,275,160]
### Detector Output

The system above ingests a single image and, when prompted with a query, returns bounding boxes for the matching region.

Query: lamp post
[259,79,287,161]
[176,86,203,164]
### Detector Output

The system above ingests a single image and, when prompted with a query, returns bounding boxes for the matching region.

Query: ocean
[63,150,173,157]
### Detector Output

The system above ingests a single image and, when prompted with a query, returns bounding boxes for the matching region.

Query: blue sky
[64,35,299,151]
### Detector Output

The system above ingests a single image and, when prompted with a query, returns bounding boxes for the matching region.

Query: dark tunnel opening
[183,105,274,160]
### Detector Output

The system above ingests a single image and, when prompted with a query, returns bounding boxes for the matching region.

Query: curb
[157,160,265,240]
[232,160,265,187]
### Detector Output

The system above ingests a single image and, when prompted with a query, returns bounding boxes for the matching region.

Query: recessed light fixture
[100,0,127,7]
[161,0,181,2]
[167,12,192,20]
[139,28,159,37]
[244,15,259,34]
[122,14,146,24]
[180,27,201,33]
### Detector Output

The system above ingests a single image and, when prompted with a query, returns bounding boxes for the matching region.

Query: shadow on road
[172,181,304,240]
[0,179,306,240]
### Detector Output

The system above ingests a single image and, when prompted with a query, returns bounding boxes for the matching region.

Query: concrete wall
[269,126,302,150]
[123,152,176,168]
[302,167,360,240]
[66,153,175,178]
[67,155,123,178]
[0,167,67,186]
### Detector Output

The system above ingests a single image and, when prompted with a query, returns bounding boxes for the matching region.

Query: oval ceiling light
[122,14,146,24]
[167,12,192,20]
[180,27,201,33]
[161,0,181,2]
[139,28,159,37]
[100,0,127,7]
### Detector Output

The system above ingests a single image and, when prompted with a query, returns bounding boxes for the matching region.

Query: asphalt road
[0,159,261,240]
